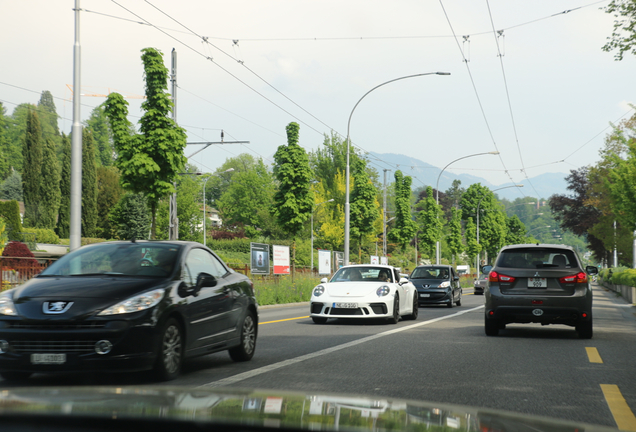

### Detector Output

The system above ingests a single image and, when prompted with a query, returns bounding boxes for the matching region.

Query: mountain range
[368,152,569,201]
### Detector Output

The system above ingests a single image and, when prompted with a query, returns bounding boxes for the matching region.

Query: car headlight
[312,285,325,297]
[98,289,164,316]
[439,281,450,288]
[0,294,17,316]
[377,286,390,297]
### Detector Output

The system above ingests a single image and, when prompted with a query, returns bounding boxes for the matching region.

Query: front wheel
[387,294,400,324]
[229,311,257,361]
[456,291,462,306]
[404,294,419,320]
[154,318,183,381]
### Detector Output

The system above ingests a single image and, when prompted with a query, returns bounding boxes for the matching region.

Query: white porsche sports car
[309,265,419,324]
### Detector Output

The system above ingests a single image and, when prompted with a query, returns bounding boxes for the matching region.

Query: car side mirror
[585,266,599,276]
[197,272,217,289]
[399,277,409,285]
[177,281,200,298]
[454,276,459,281]
[320,278,328,283]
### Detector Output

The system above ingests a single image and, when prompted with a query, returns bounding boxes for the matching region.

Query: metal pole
[344,72,450,266]
[203,176,210,247]
[383,169,389,256]
[169,49,178,240]
[70,0,82,251]
[434,151,498,264]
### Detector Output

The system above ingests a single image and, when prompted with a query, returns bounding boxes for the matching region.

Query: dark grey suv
[484,244,598,338]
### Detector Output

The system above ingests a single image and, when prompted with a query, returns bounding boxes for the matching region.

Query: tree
[0,103,10,180]
[464,217,481,265]
[38,137,61,229]
[447,207,464,264]
[6,103,36,172]
[104,48,187,239]
[96,166,124,239]
[0,171,23,201]
[603,0,636,60]
[82,129,98,237]
[388,170,417,251]
[56,134,71,238]
[349,158,380,259]
[416,185,443,258]
[86,103,114,167]
[506,214,527,245]
[22,109,43,227]
[0,200,22,241]
[272,122,314,272]
[460,184,507,263]
[109,193,151,240]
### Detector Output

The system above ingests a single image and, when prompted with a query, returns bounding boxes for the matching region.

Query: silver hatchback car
[485,244,598,339]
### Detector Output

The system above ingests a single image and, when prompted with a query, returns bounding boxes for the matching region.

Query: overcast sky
[2,0,634,199]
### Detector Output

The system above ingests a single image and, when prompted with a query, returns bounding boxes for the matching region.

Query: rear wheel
[312,316,328,324]
[404,294,419,320]
[387,294,400,324]
[229,311,257,361]
[485,316,500,336]
[576,319,593,339]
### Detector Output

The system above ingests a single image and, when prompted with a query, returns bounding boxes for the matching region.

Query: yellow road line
[260,316,309,325]
[601,384,636,431]
[586,347,603,363]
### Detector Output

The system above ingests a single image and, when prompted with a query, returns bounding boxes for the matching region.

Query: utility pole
[70,0,82,251]
[382,169,390,256]
[169,48,179,240]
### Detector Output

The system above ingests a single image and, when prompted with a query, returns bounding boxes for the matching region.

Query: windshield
[410,267,450,279]
[331,267,393,283]
[496,248,578,269]
[39,243,182,277]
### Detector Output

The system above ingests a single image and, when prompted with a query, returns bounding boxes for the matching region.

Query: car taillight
[489,271,516,284]
[559,272,588,284]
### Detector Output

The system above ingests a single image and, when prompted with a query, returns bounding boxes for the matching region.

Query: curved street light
[344,71,451,265]
[434,151,499,264]
[476,184,524,270]
[202,168,234,247]
[311,198,334,272]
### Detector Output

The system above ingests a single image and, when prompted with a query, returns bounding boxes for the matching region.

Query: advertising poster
[380,256,388,265]
[333,251,344,271]
[370,255,379,264]
[273,245,290,275]
[318,250,331,275]
[250,243,270,275]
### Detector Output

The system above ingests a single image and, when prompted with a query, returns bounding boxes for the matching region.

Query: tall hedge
[0,200,22,240]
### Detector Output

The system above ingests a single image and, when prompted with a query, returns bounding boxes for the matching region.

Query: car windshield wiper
[67,272,129,277]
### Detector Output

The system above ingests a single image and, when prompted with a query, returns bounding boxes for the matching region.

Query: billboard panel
[318,250,331,275]
[273,245,290,275]
[250,243,270,275]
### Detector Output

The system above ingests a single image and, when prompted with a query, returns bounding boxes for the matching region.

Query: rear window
[496,248,578,269]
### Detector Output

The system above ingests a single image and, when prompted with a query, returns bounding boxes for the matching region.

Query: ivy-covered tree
[82,129,98,237]
[272,122,314,272]
[38,137,61,229]
[104,48,187,239]
[416,185,443,258]
[109,193,151,240]
[388,170,417,251]
[56,134,71,238]
[350,158,380,260]
[22,109,43,227]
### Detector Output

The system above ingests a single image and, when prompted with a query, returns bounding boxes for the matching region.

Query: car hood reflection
[0,387,617,432]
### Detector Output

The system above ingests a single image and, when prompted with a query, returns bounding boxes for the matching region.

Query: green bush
[0,200,22,240]
[22,227,60,245]
[608,268,636,286]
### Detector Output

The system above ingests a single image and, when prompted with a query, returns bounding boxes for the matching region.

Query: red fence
[0,257,51,291]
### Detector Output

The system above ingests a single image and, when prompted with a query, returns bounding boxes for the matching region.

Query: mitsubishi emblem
[534,272,541,277]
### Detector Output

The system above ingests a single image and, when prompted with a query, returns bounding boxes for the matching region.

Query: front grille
[329,308,363,316]
[310,303,324,314]
[8,322,106,330]
[369,303,388,314]
[10,340,96,353]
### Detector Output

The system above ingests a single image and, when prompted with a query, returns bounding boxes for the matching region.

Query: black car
[485,243,598,338]
[409,265,462,308]
[473,265,492,295]
[0,240,258,381]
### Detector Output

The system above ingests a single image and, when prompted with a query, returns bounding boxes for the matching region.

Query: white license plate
[334,302,357,309]
[31,353,66,364]
[420,294,431,298]
[528,278,547,288]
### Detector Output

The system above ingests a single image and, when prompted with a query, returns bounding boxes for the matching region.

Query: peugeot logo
[43,301,74,314]
[532,309,544,316]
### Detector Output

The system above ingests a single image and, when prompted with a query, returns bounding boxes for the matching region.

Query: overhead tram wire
[485,0,542,199]
[110,0,327,138]
[437,0,525,197]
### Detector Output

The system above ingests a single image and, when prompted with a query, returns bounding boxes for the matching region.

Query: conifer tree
[82,129,98,237]
[56,134,71,238]
[38,137,61,229]
[22,110,43,226]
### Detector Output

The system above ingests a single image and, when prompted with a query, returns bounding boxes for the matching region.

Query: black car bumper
[417,290,452,305]
[0,318,160,374]
[486,306,591,327]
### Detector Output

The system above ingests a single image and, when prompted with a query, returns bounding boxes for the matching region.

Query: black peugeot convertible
[0,240,258,381]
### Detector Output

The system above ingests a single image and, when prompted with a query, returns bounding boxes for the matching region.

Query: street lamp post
[344,71,451,266]
[202,168,234,247]
[311,199,334,273]
[434,151,499,264]
[476,184,524,270]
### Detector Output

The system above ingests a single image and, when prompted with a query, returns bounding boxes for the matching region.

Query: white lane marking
[199,305,485,388]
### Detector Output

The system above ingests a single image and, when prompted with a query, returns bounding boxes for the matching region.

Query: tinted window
[184,248,227,285]
[496,248,578,269]
[411,267,450,279]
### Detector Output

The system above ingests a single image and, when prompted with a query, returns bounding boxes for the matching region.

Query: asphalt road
[5,284,636,429]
